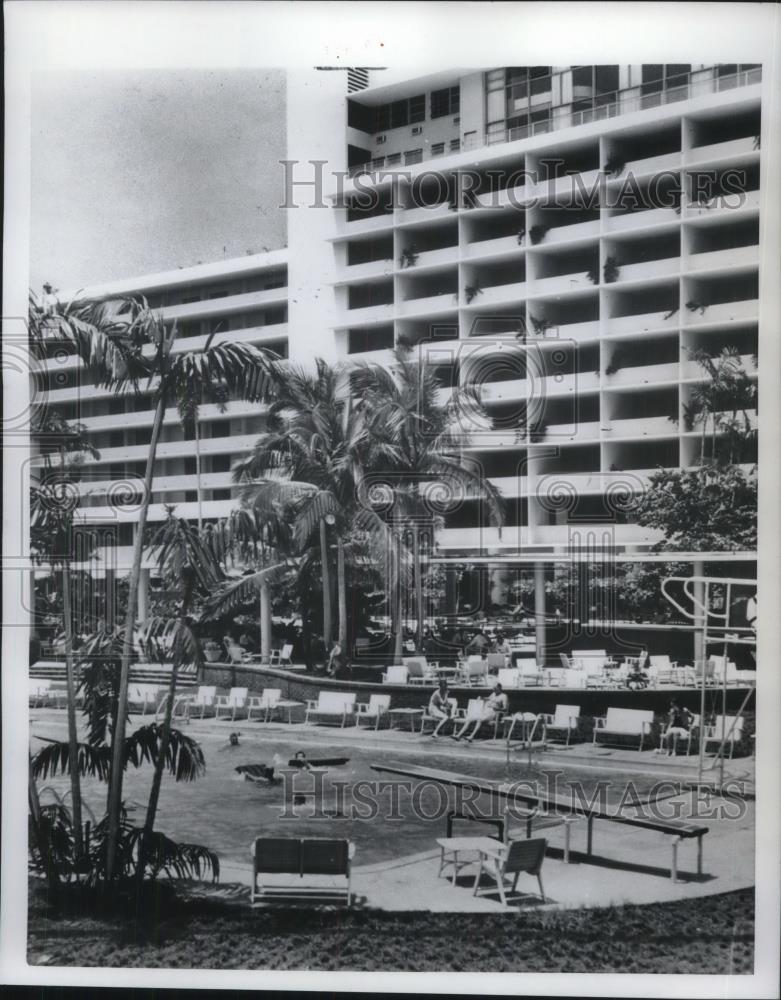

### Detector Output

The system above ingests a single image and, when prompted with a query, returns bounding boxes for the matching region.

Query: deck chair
[473,837,547,905]
[188,685,218,719]
[517,658,543,686]
[496,667,521,690]
[356,694,391,730]
[247,688,281,722]
[485,653,506,673]
[543,704,581,746]
[659,713,700,755]
[458,656,489,686]
[648,655,677,686]
[455,697,503,740]
[226,642,248,665]
[382,665,408,684]
[558,653,575,670]
[215,687,249,721]
[270,643,293,666]
[403,658,436,685]
[702,715,744,759]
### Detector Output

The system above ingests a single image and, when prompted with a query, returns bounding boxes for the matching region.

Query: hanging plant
[529,314,551,337]
[603,152,625,177]
[663,305,679,320]
[603,256,620,283]
[528,224,549,246]
[586,265,600,285]
[464,284,483,304]
[400,246,419,268]
[516,226,526,245]
[685,299,708,315]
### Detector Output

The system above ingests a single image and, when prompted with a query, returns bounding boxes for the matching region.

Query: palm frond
[31,739,112,781]
[122,724,206,781]
[201,560,300,619]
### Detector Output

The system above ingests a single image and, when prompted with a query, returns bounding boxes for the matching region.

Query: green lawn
[28,879,754,973]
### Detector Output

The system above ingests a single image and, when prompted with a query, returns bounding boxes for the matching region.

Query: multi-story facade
[33,63,761,623]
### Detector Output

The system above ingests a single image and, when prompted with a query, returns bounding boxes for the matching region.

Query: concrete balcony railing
[611,149,682,179]
[74,399,261,435]
[684,189,759,218]
[475,184,529,211]
[463,234,524,261]
[683,135,758,166]
[341,259,395,282]
[539,219,601,246]
[529,169,602,204]
[396,291,459,317]
[682,298,758,326]
[74,497,237,527]
[539,420,602,443]
[70,471,236,498]
[401,245,459,270]
[534,469,658,495]
[680,408,757,435]
[604,309,680,336]
[398,202,452,226]
[604,361,679,388]
[605,207,680,233]
[530,271,594,296]
[487,475,530,496]
[335,211,396,237]
[465,280,526,308]
[343,301,395,324]
[161,288,287,322]
[613,256,680,283]
[602,415,677,439]
[41,432,260,468]
[685,244,759,273]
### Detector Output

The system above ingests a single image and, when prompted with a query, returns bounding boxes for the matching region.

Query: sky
[29,68,287,292]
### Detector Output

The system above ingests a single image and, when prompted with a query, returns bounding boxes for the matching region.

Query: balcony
[70,470,235,498]
[686,245,759,273]
[681,354,757,380]
[534,319,599,344]
[74,497,238,528]
[341,259,394,282]
[685,189,759,218]
[604,361,679,388]
[43,433,260,468]
[614,257,680,283]
[463,234,524,262]
[684,135,758,166]
[533,523,663,546]
[404,245,459,271]
[530,169,601,204]
[612,150,681,179]
[475,183,529,211]
[605,310,680,336]
[73,399,261,435]
[603,416,677,439]
[464,280,527,308]
[162,288,286,322]
[539,420,602,443]
[336,211,395,237]
[343,302,394,324]
[396,291,458,318]
[534,469,657,495]
[605,207,680,233]
[541,219,601,246]
[398,202,452,226]
[531,271,593,296]
[488,475,530,496]
[682,298,758,326]
[437,526,529,551]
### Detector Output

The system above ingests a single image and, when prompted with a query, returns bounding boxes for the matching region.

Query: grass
[28,878,754,973]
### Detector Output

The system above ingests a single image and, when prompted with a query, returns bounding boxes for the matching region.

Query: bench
[304,691,356,727]
[593,707,654,751]
[250,837,355,905]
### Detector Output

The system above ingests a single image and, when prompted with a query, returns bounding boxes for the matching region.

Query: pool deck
[30,710,756,914]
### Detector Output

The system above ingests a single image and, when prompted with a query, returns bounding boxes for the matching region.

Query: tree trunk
[105,389,167,884]
[413,527,425,651]
[392,532,404,662]
[260,581,272,663]
[320,519,332,646]
[337,537,347,653]
[194,415,203,531]
[61,566,83,859]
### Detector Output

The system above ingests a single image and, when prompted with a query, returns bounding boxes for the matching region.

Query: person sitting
[453,683,508,742]
[239,631,256,652]
[428,680,457,738]
[466,630,488,656]
[496,633,513,664]
[659,699,695,756]
[326,639,344,677]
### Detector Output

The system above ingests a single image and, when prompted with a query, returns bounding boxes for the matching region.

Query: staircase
[30,660,198,689]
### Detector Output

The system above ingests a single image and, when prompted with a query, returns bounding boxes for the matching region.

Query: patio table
[436,836,505,885]
[388,708,425,732]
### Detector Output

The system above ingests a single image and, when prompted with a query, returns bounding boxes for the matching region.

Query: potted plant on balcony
[516,225,526,245]
[203,639,223,663]
[529,314,552,337]
[685,299,708,316]
[603,151,626,178]
[400,245,419,268]
[586,264,600,285]
[603,256,620,283]
[528,224,549,246]
[464,283,483,304]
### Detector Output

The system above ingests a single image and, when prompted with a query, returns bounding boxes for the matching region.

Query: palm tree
[234,359,402,657]
[28,405,101,864]
[687,347,757,465]
[356,343,504,651]
[37,291,278,882]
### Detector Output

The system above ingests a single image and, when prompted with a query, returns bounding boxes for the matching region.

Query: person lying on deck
[428,680,457,738]
[453,684,508,742]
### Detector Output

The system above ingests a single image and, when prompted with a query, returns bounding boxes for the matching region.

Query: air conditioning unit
[453,116,461,125]
[376,135,386,144]
[412,125,423,135]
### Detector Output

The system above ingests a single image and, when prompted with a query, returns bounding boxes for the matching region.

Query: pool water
[36,729,676,870]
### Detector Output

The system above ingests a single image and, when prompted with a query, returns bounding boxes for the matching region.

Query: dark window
[375,104,390,132]
[641,65,664,94]
[390,100,408,128]
[431,142,445,156]
[572,66,592,88]
[595,65,619,93]
[409,94,426,123]
[431,86,460,118]
[184,457,196,475]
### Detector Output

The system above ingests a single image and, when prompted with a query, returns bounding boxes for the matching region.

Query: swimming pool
[34,726,680,870]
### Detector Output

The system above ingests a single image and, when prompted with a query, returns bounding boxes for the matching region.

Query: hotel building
[33,63,761,635]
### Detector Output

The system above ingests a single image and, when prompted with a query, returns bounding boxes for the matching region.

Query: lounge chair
[455,697,503,740]
[29,679,53,708]
[226,642,249,665]
[473,837,547,905]
[270,643,294,666]
[420,697,458,735]
[127,683,162,716]
[485,652,506,673]
[215,687,249,721]
[304,691,357,727]
[403,657,437,684]
[248,688,282,722]
[543,704,581,746]
[496,667,521,690]
[251,836,355,905]
[382,665,408,684]
[457,656,490,686]
[659,713,700,755]
[702,715,745,759]
[647,655,678,686]
[356,694,391,730]
[517,659,544,686]
[188,685,218,719]
[593,707,654,751]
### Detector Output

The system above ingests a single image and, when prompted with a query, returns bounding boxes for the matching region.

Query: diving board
[370,762,708,882]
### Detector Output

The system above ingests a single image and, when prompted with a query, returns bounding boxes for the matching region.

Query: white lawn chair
[496,668,521,690]
[270,643,294,666]
[382,665,409,684]
[247,688,281,722]
[356,694,391,730]
[648,655,678,686]
[702,715,745,759]
[543,704,581,746]
[516,658,543,686]
[659,713,700,755]
[188,685,218,719]
[403,657,437,684]
[215,687,249,721]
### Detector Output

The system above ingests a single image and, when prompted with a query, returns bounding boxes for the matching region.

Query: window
[449,138,461,153]
[386,152,402,165]
[390,100,408,128]
[375,95,425,132]
[405,148,423,165]
[431,86,460,119]
[409,94,426,123]
[431,142,445,156]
